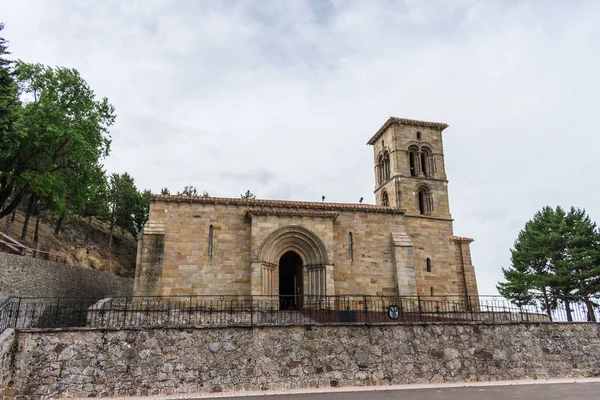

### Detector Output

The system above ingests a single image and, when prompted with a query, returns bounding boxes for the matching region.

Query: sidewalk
[70,377,600,400]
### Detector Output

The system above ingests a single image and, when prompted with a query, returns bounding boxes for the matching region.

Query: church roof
[453,236,474,243]
[367,117,449,145]
[152,195,405,214]
[247,209,340,219]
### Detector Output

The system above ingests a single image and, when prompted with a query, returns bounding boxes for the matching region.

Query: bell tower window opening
[348,232,354,262]
[420,148,432,177]
[377,154,384,184]
[418,187,433,215]
[383,151,390,181]
[408,147,419,177]
[208,225,214,257]
[420,152,428,177]
[381,191,389,207]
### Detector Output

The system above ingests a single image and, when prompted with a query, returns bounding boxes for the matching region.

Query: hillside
[0,210,136,277]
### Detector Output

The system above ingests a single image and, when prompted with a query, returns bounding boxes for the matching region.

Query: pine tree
[498,206,600,321]
[0,23,24,219]
[561,208,600,321]
[240,190,256,199]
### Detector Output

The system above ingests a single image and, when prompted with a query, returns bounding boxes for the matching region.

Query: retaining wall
[0,329,14,395]
[0,252,133,299]
[3,323,600,399]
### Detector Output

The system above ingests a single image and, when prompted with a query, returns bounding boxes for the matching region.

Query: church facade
[134,117,479,302]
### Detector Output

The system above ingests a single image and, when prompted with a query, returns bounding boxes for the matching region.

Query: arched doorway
[278,251,303,309]
[258,225,330,305]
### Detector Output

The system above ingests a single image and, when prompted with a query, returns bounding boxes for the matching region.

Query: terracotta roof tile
[152,195,405,214]
[367,117,449,145]
[453,236,474,243]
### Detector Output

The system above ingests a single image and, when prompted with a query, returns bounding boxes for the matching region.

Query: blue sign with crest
[387,305,399,320]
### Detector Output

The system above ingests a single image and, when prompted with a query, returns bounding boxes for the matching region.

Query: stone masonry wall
[332,211,407,296]
[454,241,479,299]
[138,199,411,297]
[0,252,133,299]
[0,329,15,395]
[5,323,600,399]
[405,216,462,297]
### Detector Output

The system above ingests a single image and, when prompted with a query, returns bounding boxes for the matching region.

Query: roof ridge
[247,209,340,219]
[152,194,405,214]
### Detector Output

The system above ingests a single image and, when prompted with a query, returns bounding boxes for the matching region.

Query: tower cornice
[367,117,449,145]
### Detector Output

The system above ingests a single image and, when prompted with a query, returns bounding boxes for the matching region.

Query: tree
[107,173,139,248]
[0,62,115,220]
[52,162,108,235]
[133,189,151,238]
[0,23,23,228]
[80,167,110,241]
[240,190,256,199]
[176,185,209,197]
[160,187,170,195]
[561,208,600,321]
[498,206,600,321]
[177,185,198,196]
[105,173,154,246]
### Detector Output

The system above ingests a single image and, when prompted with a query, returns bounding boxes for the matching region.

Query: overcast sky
[4,0,600,294]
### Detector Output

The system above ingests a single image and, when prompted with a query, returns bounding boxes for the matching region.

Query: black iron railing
[0,295,597,333]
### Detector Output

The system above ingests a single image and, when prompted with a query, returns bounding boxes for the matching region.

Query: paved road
[200,382,600,400]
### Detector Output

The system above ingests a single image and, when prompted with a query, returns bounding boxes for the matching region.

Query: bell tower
[366,117,477,299]
[367,117,452,220]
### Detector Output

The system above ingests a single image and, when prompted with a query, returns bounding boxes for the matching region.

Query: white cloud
[3,0,600,294]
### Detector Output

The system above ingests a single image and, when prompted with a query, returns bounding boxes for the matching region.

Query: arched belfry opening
[279,251,303,309]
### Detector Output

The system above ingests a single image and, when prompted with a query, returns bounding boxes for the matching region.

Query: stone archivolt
[257,225,330,297]
[258,225,328,267]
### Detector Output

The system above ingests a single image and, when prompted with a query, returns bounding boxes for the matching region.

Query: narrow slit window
[417,131,421,140]
[208,225,214,257]
[430,286,434,296]
[426,258,431,272]
[349,232,354,262]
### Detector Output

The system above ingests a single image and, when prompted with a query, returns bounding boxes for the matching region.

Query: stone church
[134,117,479,304]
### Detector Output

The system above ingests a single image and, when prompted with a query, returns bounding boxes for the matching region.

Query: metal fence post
[54,298,61,327]
[399,297,403,322]
[469,296,474,321]
[123,297,129,326]
[13,298,22,328]
[250,297,254,327]
[363,296,368,325]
